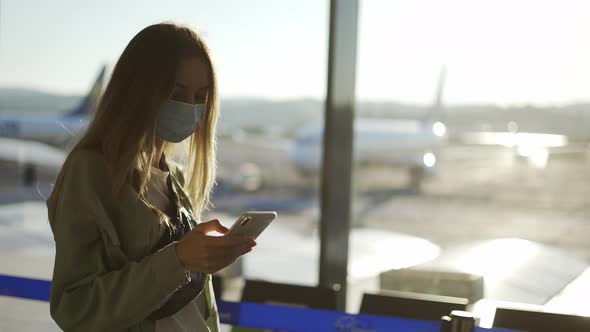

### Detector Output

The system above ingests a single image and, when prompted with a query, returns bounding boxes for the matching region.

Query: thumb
[195,219,229,234]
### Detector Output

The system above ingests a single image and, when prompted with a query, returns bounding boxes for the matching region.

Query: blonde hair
[51,22,218,221]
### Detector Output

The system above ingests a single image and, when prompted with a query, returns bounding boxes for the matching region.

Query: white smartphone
[227,211,277,239]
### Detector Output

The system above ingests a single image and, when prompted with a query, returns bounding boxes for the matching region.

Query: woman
[47,23,256,332]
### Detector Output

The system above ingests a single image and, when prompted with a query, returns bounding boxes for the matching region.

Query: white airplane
[0,65,106,147]
[0,66,106,186]
[290,68,448,190]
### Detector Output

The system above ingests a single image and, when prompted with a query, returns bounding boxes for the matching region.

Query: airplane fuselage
[291,119,446,176]
[0,114,88,147]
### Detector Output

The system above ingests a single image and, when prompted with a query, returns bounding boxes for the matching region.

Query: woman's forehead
[175,57,211,90]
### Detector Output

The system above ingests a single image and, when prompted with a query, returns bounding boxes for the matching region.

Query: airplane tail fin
[424,65,446,123]
[65,65,107,118]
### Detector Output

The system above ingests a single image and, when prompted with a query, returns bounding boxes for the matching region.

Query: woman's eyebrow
[174,82,187,89]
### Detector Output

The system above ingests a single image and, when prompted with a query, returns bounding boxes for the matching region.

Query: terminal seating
[232,280,340,332]
[241,279,340,310]
[359,290,468,321]
[493,306,590,332]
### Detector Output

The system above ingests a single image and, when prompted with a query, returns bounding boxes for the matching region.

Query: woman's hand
[175,219,256,274]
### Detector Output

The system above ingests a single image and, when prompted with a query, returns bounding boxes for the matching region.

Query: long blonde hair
[51,23,218,220]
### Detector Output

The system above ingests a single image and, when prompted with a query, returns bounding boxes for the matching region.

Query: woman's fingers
[206,234,255,249]
[180,221,256,273]
[208,242,253,261]
[187,245,251,273]
[206,238,253,262]
[194,219,229,234]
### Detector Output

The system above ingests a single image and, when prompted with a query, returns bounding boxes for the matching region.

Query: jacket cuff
[152,241,191,292]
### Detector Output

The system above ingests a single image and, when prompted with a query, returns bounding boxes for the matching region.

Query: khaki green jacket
[47,149,219,332]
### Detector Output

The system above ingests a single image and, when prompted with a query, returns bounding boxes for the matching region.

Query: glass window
[353,0,590,321]
[0,0,328,329]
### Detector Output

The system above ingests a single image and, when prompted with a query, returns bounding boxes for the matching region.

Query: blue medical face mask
[156,99,205,143]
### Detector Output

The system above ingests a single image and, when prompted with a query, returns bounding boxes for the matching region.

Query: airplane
[0,65,106,147]
[0,65,106,186]
[290,67,448,190]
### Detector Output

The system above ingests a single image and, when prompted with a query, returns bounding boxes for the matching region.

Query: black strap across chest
[147,156,206,320]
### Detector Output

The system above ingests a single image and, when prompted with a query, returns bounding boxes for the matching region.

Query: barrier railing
[0,274,516,332]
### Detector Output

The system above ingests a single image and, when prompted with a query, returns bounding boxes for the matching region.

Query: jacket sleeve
[49,151,191,331]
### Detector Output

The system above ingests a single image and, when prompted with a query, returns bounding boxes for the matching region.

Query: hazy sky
[1,0,590,105]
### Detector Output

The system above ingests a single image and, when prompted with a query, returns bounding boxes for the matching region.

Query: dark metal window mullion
[319,0,360,312]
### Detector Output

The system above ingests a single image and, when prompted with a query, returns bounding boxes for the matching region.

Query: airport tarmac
[215,140,590,260]
[1,139,590,329]
[2,140,590,271]
[1,139,589,268]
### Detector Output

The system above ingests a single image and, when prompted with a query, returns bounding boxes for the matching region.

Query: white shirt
[147,166,211,332]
